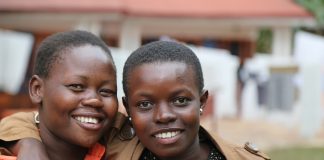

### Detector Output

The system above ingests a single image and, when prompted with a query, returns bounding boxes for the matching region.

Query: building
[0,0,314,117]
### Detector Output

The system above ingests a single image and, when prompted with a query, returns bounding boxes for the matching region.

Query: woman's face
[125,61,207,159]
[38,45,118,148]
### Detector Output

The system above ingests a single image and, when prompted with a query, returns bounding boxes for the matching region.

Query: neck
[39,121,88,160]
[158,138,210,160]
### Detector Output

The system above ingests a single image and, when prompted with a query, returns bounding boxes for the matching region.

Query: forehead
[128,61,197,88]
[49,45,115,77]
[61,45,109,62]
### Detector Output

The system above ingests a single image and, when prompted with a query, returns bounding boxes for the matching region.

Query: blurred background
[0,0,324,159]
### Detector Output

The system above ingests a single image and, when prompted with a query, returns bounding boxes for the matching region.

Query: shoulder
[241,142,271,160]
[1,111,36,124]
[200,126,271,160]
[107,113,143,160]
[107,112,135,142]
[229,141,271,160]
[0,111,40,142]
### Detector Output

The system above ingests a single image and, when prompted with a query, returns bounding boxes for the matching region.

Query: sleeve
[0,112,41,142]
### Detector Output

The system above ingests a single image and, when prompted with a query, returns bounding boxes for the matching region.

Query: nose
[154,102,176,124]
[81,90,103,108]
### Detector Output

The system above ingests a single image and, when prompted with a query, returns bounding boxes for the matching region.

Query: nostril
[84,99,99,104]
[154,110,176,123]
[81,98,103,107]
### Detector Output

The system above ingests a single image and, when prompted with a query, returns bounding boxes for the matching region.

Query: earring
[119,117,136,140]
[199,108,203,115]
[34,112,40,124]
[129,117,132,122]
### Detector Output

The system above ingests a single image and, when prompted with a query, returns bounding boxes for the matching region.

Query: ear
[199,90,209,110]
[29,75,44,105]
[122,96,130,116]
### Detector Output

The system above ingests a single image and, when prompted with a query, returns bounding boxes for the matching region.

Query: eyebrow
[133,87,194,99]
[71,75,87,80]
[70,75,115,84]
[132,90,154,98]
[169,88,194,97]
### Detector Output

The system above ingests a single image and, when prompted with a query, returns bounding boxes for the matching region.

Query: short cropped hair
[122,41,204,96]
[34,30,115,78]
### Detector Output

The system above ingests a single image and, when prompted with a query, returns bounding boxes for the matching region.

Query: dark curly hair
[122,41,204,96]
[34,30,115,78]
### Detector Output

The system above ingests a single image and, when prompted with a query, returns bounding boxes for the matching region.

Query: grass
[268,147,324,160]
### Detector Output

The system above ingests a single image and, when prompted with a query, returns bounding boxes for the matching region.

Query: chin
[78,136,101,148]
[153,149,180,159]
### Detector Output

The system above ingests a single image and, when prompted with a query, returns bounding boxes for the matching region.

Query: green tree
[256,29,272,54]
[296,0,324,28]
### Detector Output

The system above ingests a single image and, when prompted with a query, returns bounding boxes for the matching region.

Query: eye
[173,97,190,106]
[99,89,116,97]
[136,101,154,110]
[67,84,84,92]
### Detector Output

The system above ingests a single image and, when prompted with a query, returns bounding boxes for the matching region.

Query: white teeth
[155,131,180,139]
[74,116,99,124]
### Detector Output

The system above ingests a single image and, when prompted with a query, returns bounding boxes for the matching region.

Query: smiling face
[33,45,118,148]
[124,61,207,159]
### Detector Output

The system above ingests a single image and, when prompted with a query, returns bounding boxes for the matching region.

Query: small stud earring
[129,117,132,121]
[199,108,203,114]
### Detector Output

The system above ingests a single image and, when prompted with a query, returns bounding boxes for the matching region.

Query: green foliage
[256,29,272,54]
[296,0,324,28]
[268,147,324,160]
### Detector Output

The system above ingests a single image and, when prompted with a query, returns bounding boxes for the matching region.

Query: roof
[0,0,123,12]
[0,0,311,18]
[124,0,311,18]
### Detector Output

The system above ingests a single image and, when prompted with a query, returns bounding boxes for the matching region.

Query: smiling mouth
[154,131,181,139]
[73,116,100,124]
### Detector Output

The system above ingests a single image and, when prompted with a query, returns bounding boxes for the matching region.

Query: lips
[154,131,181,139]
[152,129,183,145]
[71,111,105,131]
[74,116,100,124]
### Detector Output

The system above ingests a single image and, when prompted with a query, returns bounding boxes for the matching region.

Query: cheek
[180,106,200,127]
[130,110,150,134]
[179,107,201,144]
[43,85,75,109]
[40,95,74,132]
[43,93,73,113]
[103,98,118,120]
